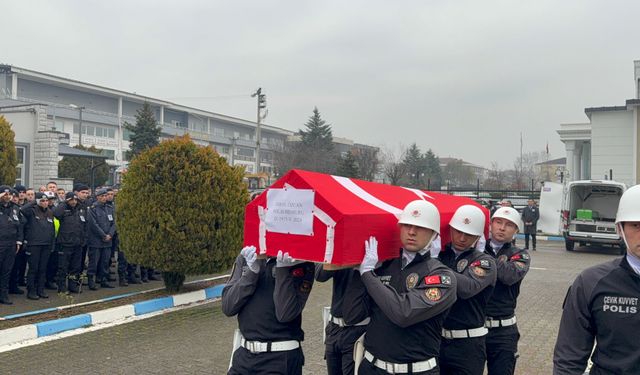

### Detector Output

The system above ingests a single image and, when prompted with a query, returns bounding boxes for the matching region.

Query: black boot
[100,278,115,288]
[128,274,142,284]
[27,289,39,300]
[68,276,81,293]
[88,275,98,290]
[148,273,161,281]
[9,286,24,295]
[45,281,58,290]
[118,274,128,287]
[57,279,68,294]
[37,288,49,299]
[0,290,13,305]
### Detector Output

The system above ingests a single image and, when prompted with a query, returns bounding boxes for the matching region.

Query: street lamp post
[69,104,85,146]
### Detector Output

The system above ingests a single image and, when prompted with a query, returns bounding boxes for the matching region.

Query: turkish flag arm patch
[424,275,452,285]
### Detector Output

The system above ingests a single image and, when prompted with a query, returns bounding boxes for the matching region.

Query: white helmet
[398,200,440,234]
[491,207,523,232]
[449,205,486,237]
[615,184,640,224]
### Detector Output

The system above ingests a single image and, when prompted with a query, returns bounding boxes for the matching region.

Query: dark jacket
[87,201,116,248]
[222,257,315,342]
[484,242,530,319]
[346,249,457,363]
[21,202,55,247]
[438,244,497,330]
[53,201,87,247]
[554,257,640,374]
[521,205,539,234]
[0,202,25,247]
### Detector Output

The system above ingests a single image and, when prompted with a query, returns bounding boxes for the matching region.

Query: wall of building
[590,110,635,185]
[18,78,118,113]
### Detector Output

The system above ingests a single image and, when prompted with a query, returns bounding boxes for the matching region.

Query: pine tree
[0,116,17,185]
[402,143,426,188]
[124,102,161,159]
[299,107,333,150]
[336,151,360,178]
[423,149,443,189]
[116,135,248,292]
[58,145,110,186]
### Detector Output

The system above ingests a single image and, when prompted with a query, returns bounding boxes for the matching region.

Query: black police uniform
[315,266,369,375]
[438,244,497,375]
[483,241,530,375]
[21,200,56,299]
[520,205,539,250]
[222,255,315,375]
[53,199,87,293]
[554,256,640,374]
[87,200,116,288]
[345,249,457,375]
[106,199,128,285]
[0,198,25,304]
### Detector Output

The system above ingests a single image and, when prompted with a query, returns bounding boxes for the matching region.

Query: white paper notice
[265,188,315,235]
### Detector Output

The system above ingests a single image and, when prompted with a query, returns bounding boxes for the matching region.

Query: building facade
[0,65,292,187]
[558,60,640,186]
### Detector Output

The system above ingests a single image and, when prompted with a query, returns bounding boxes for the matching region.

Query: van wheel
[565,240,575,251]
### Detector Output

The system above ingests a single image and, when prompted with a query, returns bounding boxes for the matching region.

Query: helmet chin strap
[422,232,439,252]
[617,223,630,251]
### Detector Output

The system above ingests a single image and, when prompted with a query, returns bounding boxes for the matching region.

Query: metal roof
[58,145,108,159]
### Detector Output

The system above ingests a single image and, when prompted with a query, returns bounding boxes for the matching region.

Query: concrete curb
[515,233,563,241]
[0,284,225,349]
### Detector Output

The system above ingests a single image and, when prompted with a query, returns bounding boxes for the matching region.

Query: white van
[561,180,626,253]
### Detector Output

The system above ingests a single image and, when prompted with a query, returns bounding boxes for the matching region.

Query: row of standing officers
[222,199,531,375]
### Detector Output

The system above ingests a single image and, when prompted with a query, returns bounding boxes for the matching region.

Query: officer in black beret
[87,188,116,289]
[0,186,25,304]
[53,192,87,293]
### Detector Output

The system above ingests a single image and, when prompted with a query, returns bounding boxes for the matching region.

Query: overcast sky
[4,0,640,168]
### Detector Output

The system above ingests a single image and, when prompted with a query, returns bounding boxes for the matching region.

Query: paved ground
[0,240,621,374]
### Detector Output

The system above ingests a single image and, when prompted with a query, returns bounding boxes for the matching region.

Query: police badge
[406,273,419,289]
[498,255,508,263]
[457,259,468,273]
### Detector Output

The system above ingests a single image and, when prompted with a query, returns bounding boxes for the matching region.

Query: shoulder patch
[498,255,508,263]
[456,259,468,273]
[470,259,491,268]
[425,288,442,301]
[291,267,305,278]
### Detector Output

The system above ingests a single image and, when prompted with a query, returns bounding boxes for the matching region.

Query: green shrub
[117,135,248,292]
[0,116,17,185]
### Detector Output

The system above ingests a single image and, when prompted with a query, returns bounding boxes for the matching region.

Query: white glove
[240,246,260,274]
[359,236,379,274]
[276,250,303,268]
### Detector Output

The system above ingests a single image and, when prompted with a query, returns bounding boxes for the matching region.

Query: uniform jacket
[484,242,530,319]
[222,256,315,342]
[521,205,539,234]
[53,202,87,247]
[438,244,497,330]
[87,201,116,248]
[20,202,55,247]
[553,256,640,375]
[0,202,25,247]
[345,248,457,363]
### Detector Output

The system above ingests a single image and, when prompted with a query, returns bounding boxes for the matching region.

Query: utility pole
[70,104,85,146]
[251,88,267,174]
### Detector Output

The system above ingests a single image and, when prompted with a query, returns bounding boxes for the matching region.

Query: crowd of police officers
[0,182,158,305]
[223,198,533,375]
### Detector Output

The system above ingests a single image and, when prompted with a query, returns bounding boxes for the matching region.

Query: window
[213,128,224,137]
[123,128,132,141]
[73,123,80,134]
[261,151,273,163]
[122,151,129,161]
[84,125,95,136]
[100,149,115,160]
[236,147,254,157]
[54,120,64,131]
[95,127,104,137]
[214,145,229,154]
[107,128,115,139]
[15,146,26,185]
[243,133,251,141]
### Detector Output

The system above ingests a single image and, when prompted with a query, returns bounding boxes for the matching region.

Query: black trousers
[228,347,304,375]
[57,245,83,285]
[0,245,17,293]
[524,232,536,249]
[357,357,439,375]
[10,246,27,289]
[26,244,51,292]
[325,322,366,375]
[440,336,486,375]
[46,243,59,283]
[88,247,111,280]
[485,325,520,375]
